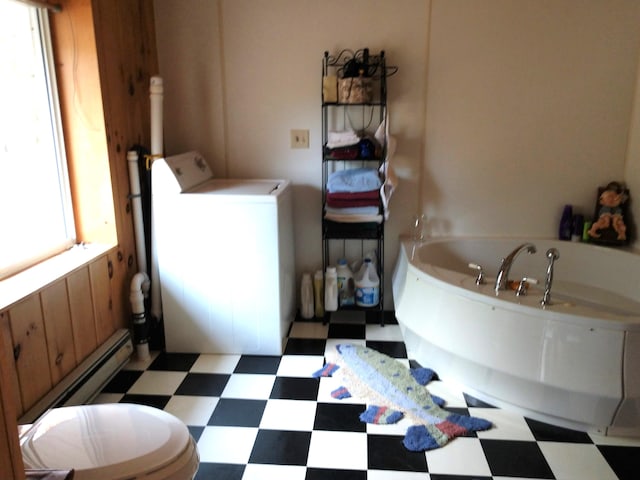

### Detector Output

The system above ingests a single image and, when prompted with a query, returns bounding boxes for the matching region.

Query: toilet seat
[20,403,199,480]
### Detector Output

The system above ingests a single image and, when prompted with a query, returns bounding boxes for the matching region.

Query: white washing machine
[152,151,295,355]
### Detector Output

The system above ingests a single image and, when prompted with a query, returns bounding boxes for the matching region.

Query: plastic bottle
[582,219,592,242]
[313,270,324,318]
[571,214,584,242]
[355,258,380,307]
[336,259,355,306]
[300,273,314,319]
[559,204,573,240]
[324,266,338,312]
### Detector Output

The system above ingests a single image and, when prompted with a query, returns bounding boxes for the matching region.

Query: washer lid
[187,178,289,197]
[21,404,191,480]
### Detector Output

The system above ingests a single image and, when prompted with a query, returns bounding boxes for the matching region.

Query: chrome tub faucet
[541,248,560,306]
[494,243,537,293]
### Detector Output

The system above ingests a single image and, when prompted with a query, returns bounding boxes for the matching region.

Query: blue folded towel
[327,168,381,193]
[325,206,380,215]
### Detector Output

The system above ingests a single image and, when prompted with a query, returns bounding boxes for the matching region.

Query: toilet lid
[21,403,192,480]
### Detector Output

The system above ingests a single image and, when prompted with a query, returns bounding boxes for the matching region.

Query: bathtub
[392,236,640,437]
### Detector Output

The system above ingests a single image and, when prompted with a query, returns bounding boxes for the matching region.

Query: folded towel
[325,205,380,216]
[324,212,384,224]
[326,146,359,160]
[326,189,380,208]
[327,168,381,193]
[326,198,380,208]
[327,130,360,149]
[325,190,379,201]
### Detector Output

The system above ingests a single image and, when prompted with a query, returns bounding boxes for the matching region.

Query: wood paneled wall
[0,332,24,480]
[0,1,158,476]
[0,252,116,417]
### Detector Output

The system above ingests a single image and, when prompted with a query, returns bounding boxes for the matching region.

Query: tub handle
[468,263,485,285]
[516,277,538,296]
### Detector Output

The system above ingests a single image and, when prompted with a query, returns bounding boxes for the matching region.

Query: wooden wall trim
[0,312,25,480]
[50,0,117,246]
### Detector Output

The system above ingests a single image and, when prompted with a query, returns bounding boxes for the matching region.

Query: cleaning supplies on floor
[324,266,338,312]
[355,258,380,307]
[336,259,355,307]
[314,270,325,318]
[300,273,314,319]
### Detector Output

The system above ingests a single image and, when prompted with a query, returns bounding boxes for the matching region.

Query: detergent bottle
[313,270,325,318]
[300,273,314,319]
[336,258,355,306]
[324,266,338,312]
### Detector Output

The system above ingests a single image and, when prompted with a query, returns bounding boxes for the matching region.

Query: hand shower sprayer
[541,248,560,306]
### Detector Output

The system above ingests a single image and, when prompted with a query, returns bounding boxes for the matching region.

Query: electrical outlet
[290,129,309,149]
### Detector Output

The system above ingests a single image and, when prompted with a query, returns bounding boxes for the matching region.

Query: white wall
[153,0,640,306]
[424,0,640,239]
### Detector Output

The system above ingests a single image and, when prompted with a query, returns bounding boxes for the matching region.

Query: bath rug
[312,343,492,451]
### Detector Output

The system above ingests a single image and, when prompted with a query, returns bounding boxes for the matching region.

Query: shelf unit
[321,49,389,324]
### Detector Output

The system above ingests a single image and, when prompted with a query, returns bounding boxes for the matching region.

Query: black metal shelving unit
[321,49,390,325]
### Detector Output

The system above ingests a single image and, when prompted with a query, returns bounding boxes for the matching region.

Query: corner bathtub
[392,237,640,436]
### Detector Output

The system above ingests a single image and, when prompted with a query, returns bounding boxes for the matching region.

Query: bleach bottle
[355,258,379,307]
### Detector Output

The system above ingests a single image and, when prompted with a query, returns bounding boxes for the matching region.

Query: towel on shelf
[325,205,380,216]
[326,189,380,208]
[325,190,380,201]
[323,109,397,223]
[327,129,360,149]
[326,145,360,160]
[375,109,398,221]
[327,167,382,193]
[324,211,384,224]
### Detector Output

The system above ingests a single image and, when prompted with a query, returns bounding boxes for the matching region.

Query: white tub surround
[392,236,640,437]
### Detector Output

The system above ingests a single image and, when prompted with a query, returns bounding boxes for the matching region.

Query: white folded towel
[327,130,360,149]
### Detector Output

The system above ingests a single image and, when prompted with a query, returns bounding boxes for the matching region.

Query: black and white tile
[95,311,640,480]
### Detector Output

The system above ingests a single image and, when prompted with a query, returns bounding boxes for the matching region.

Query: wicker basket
[338,77,373,104]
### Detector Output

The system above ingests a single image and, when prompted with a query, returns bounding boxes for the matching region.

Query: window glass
[0,1,75,279]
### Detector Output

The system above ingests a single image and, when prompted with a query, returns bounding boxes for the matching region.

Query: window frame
[0,2,76,280]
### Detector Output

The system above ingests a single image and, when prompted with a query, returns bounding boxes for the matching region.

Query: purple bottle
[559,205,573,241]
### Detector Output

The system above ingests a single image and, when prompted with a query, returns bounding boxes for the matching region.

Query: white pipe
[127,150,147,274]
[130,272,150,316]
[150,76,164,156]
[130,272,151,360]
[149,76,164,321]
[128,148,149,359]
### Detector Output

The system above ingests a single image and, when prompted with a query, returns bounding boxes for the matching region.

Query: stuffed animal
[588,181,628,241]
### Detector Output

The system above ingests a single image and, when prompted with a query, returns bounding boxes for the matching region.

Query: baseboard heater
[19,328,134,424]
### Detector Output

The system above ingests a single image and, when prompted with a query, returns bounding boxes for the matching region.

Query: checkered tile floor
[94,311,640,479]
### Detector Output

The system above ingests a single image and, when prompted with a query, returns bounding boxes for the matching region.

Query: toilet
[19,403,199,479]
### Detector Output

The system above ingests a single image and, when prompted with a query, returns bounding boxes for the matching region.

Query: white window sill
[0,243,113,311]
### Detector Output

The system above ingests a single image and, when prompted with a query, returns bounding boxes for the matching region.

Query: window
[0,0,75,280]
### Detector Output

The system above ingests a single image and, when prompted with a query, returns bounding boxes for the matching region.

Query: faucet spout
[494,243,537,293]
[540,248,560,306]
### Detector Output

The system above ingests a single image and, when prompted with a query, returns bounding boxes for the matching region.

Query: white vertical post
[149,76,164,321]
